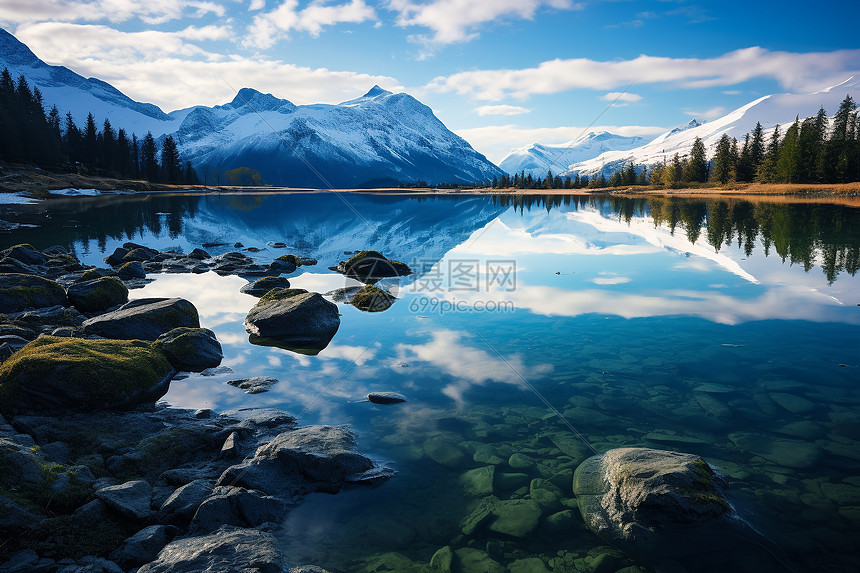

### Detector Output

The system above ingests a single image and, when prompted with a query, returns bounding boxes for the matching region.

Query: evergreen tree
[683,137,708,183]
[756,124,781,182]
[160,135,181,183]
[824,95,857,182]
[710,134,735,184]
[776,118,800,182]
[140,131,159,181]
[101,118,115,173]
[84,112,98,167]
[736,134,753,182]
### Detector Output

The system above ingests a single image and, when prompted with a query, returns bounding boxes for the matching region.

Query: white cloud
[246,0,376,49]
[387,0,583,55]
[601,92,642,103]
[427,47,860,101]
[0,0,225,25]
[474,104,530,116]
[684,106,728,120]
[455,124,666,164]
[15,22,401,110]
[249,0,266,10]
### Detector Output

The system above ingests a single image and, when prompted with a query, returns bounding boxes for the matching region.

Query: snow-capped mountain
[498,131,647,178]
[564,79,860,178]
[0,29,503,188]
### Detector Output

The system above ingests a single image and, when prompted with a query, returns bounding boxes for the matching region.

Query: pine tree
[84,112,98,167]
[710,134,735,184]
[756,125,781,182]
[141,131,159,181]
[684,137,708,183]
[160,135,181,183]
[824,95,857,182]
[776,118,800,183]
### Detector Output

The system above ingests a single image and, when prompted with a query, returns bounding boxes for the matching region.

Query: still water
[2,192,859,572]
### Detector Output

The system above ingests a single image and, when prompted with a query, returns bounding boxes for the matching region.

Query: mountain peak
[227,88,293,112]
[364,85,391,98]
[0,28,41,67]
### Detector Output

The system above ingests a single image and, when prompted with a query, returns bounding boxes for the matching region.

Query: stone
[530,478,562,509]
[136,525,284,573]
[768,392,816,414]
[509,452,536,470]
[1,244,46,266]
[218,432,239,459]
[66,277,128,313]
[117,261,146,279]
[0,336,174,415]
[429,546,454,572]
[508,557,551,573]
[336,251,412,282]
[729,432,822,469]
[159,479,213,525]
[458,465,495,497]
[367,391,406,404]
[1,494,43,532]
[217,425,392,497]
[186,248,211,260]
[488,498,543,537]
[110,525,177,568]
[0,273,67,313]
[244,289,340,351]
[495,472,530,491]
[154,327,223,372]
[543,509,576,533]
[96,480,153,521]
[240,276,291,297]
[453,548,505,573]
[104,247,129,266]
[83,297,200,341]
[191,486,284,531]
[424,437,466,467]
[227,376,278,394]
[72,499,110,527]
[351,285,396,312]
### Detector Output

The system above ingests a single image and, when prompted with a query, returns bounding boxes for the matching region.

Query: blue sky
[2,0,859,162]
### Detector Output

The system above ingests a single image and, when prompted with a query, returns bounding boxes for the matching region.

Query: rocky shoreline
[0,242,393,572]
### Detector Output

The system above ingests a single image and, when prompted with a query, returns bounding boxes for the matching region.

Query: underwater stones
[820,482,860,505]
[508,557,551,573]
[243,289,340,351]
[423,437,467,467]
[508,452,536,470]
[693,392,732,418]
[495,472,530,491]
[453,548,505,573]
[768,392,816,414]
[542,509,577,533]
[367,391,406,404]
[154,327,223,372]
[0,273,67,313]
[573,448,732,544]
[240,276,291,297]
[729,432,822,469]
[83,297,200,341]
[136,525,284,573]
[66,277,129,313]
[429,546,454,572]
[0,336,174,415]
[530,478,563,510]
[458,465,495,497]
[227,376,279,394]
[488,498,543,537]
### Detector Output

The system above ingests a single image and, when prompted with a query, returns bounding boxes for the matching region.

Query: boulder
[217,425,392,496]
[159,479,214,525]
[104,247,129,266]
[0,244,46,266]
[82,297,200,341]
[136,525,284,573]
[240,276,291,297]
[0,273,67,313]
[367,391,407,404]
[191,486,284,531]
[244,289,339,350]
[186,248,211,260]
[268,257,297,274]
[96,479,153,521]
[153,327,223,372]
[336,250,411,283]
[351,285,396,312]
[117,261,146,279]
[0,336,175,415]
[110,525,178,568]
[66,277,129,313]
[227,376,278,394]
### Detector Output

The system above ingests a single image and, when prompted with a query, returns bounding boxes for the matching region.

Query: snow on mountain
[498,131,647,178]
[564,80,860,178]
[0,29,503,188]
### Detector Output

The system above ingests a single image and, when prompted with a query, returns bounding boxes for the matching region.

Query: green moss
[0,336,174,415]
[79,269,102,281]
[345,250,387,266]
[259,288,308,303]
[352,285,396,312]
[275,254,299,265]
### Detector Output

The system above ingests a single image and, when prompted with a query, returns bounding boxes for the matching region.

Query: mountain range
[0,28,503,188]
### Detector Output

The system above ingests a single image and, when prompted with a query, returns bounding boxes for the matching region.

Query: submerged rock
[154,327,223,372]
[83,297,200,341]
[227,376,279,394]
[0,336,174,415]
[244,289,339,351]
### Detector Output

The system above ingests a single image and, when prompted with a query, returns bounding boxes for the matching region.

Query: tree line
[0,68,198,184]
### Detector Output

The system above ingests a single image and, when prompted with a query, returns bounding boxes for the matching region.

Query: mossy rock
[0,244,46,266]
[117,261,146,280]
[153,327,223,372]
[82,298,200,341]
[67,277,129,313]
[244,290,339,350]
[337,251,412,282]
[0,273,67,313]
[259,287,307,303]
[351,285,396,312]
[239,276,291,297]
[0,336,175,415]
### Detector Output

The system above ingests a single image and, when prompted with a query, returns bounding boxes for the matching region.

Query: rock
[96,480,153,521]
[217,425,392,496]
[104,247,129,266]
[243,289,340,351]
[423,437,466,467]
[227,376,279,394]
[218,432,240,459]
[768,392,816,414]
[136,525,284,573]
[351,285,396,312]
[82,297,200,341]
[495,472,530,490]
[509,452,536,470]
[429,546,454,572]
[1,244,46,266]
[488,498,543,537]
[117,261,146,279]
[543,509,576,533]
[1,494,43,533]
[268,256,297,274]
[458,465,495,497]
[508,558,551,573]
[159,479,213,525]
[191,486,284,531]
[729,432,822,469]
[110,525,177,568]
[186,248,211,260]
[72,499,110,527]
[0,273,67,313]
[336,250,412,283]
[0,336,174,415]
[367,391,406,404]
[66,277,129,313]
[240,276,291,297]
[453,548,505,573]
[154,327,223,372]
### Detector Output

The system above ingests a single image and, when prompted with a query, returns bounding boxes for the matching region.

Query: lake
[2,191,859,572]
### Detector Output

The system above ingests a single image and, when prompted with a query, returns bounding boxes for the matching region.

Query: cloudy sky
[2,0,859,162]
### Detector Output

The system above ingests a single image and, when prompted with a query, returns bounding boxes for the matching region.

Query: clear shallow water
[2,193,859,572]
